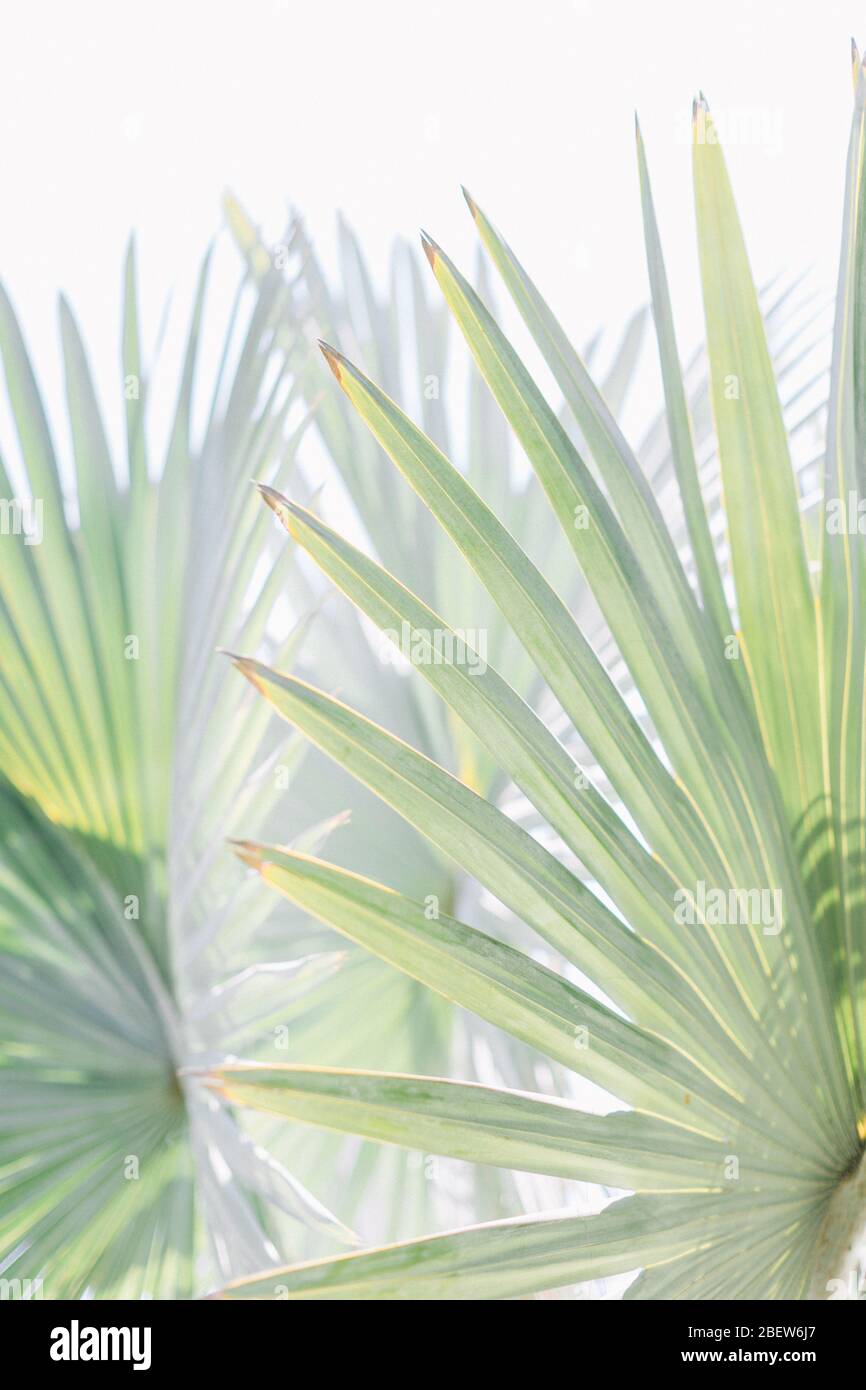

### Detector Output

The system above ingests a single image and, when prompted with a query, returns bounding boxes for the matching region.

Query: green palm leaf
[3,206,674,1294]
[207,1063,741,1191]
[212,1192,819,1301]
[218,70,866,1300]
[0,247,368,1296]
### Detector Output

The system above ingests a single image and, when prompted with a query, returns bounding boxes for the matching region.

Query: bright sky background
[0,0,862,460]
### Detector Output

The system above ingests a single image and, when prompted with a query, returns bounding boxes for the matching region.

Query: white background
[0,0,861,453]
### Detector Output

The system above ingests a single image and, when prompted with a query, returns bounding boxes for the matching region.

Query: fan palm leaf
[0,104,840,1298]
[0,214,672,1292]
[0,243,373,1296]
[211,79,866,1300]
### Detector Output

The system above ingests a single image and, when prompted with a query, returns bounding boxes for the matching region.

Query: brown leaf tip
[256,481,290,515]
[318,340,344,384]
[226,653,266,694]
[228,838,266,870]
[420,230,438,270]
[461,186,478,219]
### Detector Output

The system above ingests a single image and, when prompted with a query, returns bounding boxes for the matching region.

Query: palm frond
[216,71,866,1300]
[0,245,360,1296]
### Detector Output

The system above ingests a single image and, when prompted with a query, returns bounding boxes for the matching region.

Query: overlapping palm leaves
[0,94,843,1302]
[0,241,387,1296]
[208,83,866,1300]
[221,205,660,1246]
[223,196,830,1275]
[0,206,674,1290]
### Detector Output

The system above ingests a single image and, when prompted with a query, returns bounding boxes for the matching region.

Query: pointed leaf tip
[420,231,438,269]
[318,340,344,383]
[461,186,478,219]
[692,92,710,134]
[257,481,290,512]
[225,652,263,688]
[228,838,267,870]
